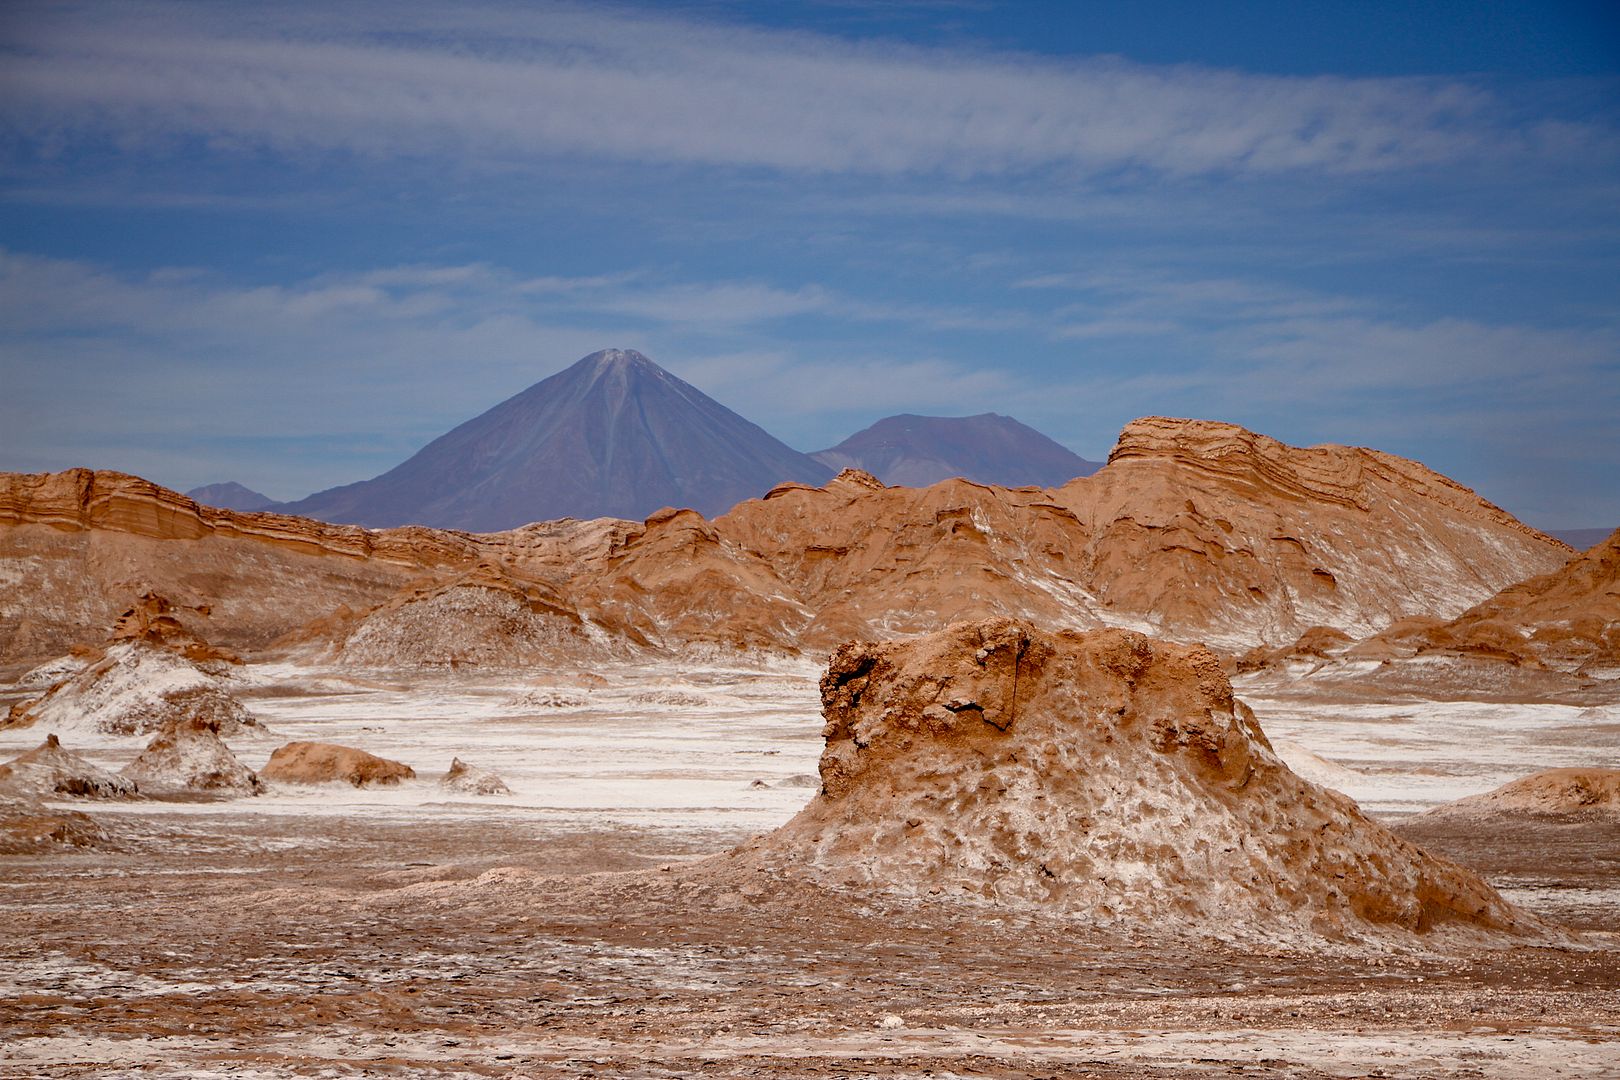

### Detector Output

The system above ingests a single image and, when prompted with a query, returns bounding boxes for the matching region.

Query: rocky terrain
[1,627,1615,1077]
[719,619,1538,945]
[259,741,416,787]
[0,416,1572,671]
[1,415,1613,1077]
[1422,767,1620,822]
[1373,526,1620,677]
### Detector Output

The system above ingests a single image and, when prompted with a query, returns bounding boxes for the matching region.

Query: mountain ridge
[0,416,1573,665]
[811,412,1101,488]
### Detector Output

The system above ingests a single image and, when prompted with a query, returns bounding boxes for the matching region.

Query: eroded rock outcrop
[121,717,264,795]
[1422,768,1620,822]
[725,619,1541,945]
[0,735,137,799]
[1368,528,1620,677]
[0,418,1573,666]
[0,797,111,854]
[330,565,618,670]
[5,642,264,739]
[260,742,415,788]
[438,758,511,796]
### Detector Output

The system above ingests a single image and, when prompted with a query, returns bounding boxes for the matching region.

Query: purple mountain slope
[185,482,278,512]
[279,349,834,531]
[811,413,1101,488]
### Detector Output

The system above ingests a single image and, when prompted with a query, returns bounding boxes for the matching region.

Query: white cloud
[3,1,1607,182]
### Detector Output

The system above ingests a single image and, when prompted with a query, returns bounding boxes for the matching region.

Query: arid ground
[3,662,1616,1079]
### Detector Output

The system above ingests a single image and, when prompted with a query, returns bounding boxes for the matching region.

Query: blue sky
[1,1,1617,528]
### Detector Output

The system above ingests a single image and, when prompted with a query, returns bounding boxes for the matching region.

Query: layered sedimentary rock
[1057,418,1566,647]
[260,742,415,787]
[725,620,1541,945]
[0,417,1572,666]
[0,467,481,661]
[0,735,137,799]
[1422,768,1620,822]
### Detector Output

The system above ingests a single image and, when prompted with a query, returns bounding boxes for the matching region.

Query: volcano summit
[278,349,834,530]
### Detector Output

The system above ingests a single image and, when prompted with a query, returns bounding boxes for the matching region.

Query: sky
[0,0,1617,529]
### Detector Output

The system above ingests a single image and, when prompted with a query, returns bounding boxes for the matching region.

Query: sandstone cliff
[0,418,1572,666]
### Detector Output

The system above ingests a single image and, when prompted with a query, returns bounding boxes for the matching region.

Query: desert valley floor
[3,656,1617,1080]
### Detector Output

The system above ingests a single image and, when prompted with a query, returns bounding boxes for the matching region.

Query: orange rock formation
[0,419,1572,667]
[1423,768,1620,821]
[724,619,1544,945]
[260,742,415,788]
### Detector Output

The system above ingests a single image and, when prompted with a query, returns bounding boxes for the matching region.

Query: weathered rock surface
[5,642,263,739]
[328,565,616,671]
[260,742,415,788]
[0,735,137,799]
[0,796,111,854]
[438,758,511,796]
[121,717,264,795]
[1423,768,1620,822]
[1367,528,1620,677]
[0,417,1572,666]
[724,619,1542,945]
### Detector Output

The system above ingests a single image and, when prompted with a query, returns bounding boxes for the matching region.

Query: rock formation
[812,413,1101,488]
[0,735,137,799]
[0,797,110,854]
[328,565,617,671]
[1422,768,1620,822]
[0,466,480,661]
[438,758,511,796]
[1364,528,1619,677]
[260,742,415,787]
[5,642,263,739]
[0,417,1572,666]
[724,619,1541,945]
[121,717,264,795]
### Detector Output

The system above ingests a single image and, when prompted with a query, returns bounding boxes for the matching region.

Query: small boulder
[0,734,138,799]
[438,758,511,796]
[260,741,415,788]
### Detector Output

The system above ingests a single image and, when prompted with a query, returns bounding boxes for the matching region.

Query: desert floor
[2,661,1617,1079]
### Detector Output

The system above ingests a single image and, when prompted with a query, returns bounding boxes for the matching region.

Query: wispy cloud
[4,1,1611,183]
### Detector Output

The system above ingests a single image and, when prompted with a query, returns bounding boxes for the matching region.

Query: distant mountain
[811,413,1100,488]
[184,482,277,512]
[278,349,834,531]
[1548,528,1614,551]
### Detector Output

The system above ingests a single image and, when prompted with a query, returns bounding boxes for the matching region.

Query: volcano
[279,349,833,530]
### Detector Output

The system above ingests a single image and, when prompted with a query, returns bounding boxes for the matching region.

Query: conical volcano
[280,349,834,530]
